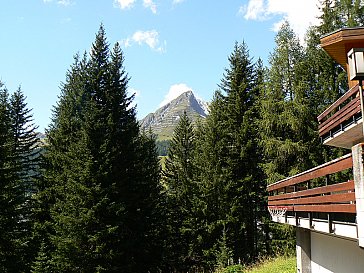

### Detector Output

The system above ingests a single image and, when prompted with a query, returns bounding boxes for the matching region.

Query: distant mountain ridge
[140,91,209,140]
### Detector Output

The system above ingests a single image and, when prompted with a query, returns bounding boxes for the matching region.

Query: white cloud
[114,0,156,12]
[159,83,193,107]
[57,0,71,6]
[143,0,157,14]
[240,0,321,42]
[42,0,73,6]
[122,30,166,53]
[114,0,136,10]
[173,0,185,4]
[241,0,265,20]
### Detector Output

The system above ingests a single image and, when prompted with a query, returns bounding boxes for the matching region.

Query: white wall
[311,231,364,273]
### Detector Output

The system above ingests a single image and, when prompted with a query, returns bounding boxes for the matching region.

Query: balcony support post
[296,227,311,273]
[328,213,334,233]
[352,143,364,248]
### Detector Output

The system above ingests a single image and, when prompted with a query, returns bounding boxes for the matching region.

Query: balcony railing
[268,153,354,213]
[317,84,363,148]
[267,153,357,238]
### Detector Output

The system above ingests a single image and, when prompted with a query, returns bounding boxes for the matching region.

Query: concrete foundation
[296,227,311,273]
[311,232,364,273]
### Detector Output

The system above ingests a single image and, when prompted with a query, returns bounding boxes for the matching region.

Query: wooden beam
[318,96,360,130]
[317,84,359,122]
[268,154,353,192]
[268,192,355,206]
[293,204,356,213]
[268,180,354,201]
[319,99,361,136]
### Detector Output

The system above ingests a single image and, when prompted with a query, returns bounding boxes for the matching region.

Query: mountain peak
[140,91,209,140]
[184,90,193,96]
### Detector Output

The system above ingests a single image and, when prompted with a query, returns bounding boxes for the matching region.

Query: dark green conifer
[33,25,163,273]
[0,83,14,272]
[215,42,263,263]
[8,87,41,272]
[257,22,307,255]
[193,41,265,267]
[259,21,310,184]
[0,83,40,272]
[163,112,199,270]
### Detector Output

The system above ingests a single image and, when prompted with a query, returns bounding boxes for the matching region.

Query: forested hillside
[0,1,362,272]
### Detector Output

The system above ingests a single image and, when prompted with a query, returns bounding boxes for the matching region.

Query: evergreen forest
[0,1,362,272]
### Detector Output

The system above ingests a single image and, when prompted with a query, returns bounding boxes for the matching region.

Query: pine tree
[302,0,360,167]
[33,25,163,273]
[215,42,264,263]
[336,0,364,27]
[0,83,41,272]
[257,22,309,255]
[8,87,41,272]
[31,53,92,272]
[162,112,199,270]
[0,83,14,272]
[194,92,231,269]
[259,21,311,184]
[252,58,272,256]
[9,87,40,184]
[193,41,265,267]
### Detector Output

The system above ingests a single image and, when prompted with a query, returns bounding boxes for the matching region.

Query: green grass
[246,256,296,273]
[216,256,296,273]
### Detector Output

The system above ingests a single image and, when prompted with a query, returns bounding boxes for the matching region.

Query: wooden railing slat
[317,84,359,122]
[293,204,356,213]
[267,154,353,191]
[268,180,354,201]
[268,192,355,206]
[269,204,356,213]
[319,101,361,136]
[318,96,360,132]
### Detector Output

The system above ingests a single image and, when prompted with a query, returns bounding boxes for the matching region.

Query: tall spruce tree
[302,0,364,167]
[8,87,41,272]
[0,83,40,272]
[252,58,272,256]
[259,21,311,184]
[32,53,92,272]
[194,41,265,267]
[216,42,263,263]
[162,112,199,271]
[9,87,40,193]
[258,22,309,254]
[0,83,14,272]
[194,92,232,269]
[33,25,163,273]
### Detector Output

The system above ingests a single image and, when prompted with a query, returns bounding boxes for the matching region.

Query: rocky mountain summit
[140,91,209,139]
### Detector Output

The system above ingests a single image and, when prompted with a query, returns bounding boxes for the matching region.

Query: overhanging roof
[320,27,364,69]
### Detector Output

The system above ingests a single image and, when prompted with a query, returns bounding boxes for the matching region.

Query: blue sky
[0,0,321,131]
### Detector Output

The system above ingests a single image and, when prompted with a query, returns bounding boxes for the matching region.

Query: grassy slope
[246,256,296,273]
[217,256,296,273]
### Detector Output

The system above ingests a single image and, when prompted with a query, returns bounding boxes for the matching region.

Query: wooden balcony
[267,153,357,239]
[318,84,363,149]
